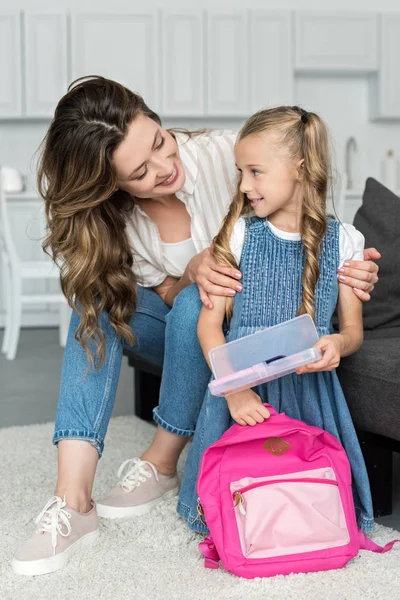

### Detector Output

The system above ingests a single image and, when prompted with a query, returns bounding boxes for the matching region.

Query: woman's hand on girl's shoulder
[188,247,243,309]
[337,248,381,302]
[226,390,271,426]
[296,334,343,375]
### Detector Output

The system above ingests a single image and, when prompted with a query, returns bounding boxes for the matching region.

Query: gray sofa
[124,177,400,517]
[337,177,400,516]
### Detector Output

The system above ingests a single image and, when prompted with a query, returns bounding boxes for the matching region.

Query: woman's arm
[152,248,242,307]
[153,274,191,307]
[297,283,363,374]
[338,247,381,302]
[189,248,243,309]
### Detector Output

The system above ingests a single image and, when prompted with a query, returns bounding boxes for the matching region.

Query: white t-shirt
[230,217,365,267]
[161,237,198,274]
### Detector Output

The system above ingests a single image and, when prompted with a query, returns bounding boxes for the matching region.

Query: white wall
[295,76,400,191]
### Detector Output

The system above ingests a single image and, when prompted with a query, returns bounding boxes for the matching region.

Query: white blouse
[126,130,238,287]
[230,218,365,267]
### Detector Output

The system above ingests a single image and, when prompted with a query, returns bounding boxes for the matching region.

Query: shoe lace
[117,457,159,492]
[35,495,72,556]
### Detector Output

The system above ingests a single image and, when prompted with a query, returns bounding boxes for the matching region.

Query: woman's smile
[157,163,179,187]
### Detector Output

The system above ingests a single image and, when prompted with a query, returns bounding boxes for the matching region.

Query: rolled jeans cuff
[176,500,210,534]
[53,429,104,459]
[152,407,195,437]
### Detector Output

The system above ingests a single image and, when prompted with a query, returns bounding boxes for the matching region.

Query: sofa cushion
[354,178,400,331]
[337,336,400,441]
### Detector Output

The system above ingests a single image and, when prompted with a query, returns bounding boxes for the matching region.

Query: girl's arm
[197,294,227,368]
[297,283,363,374]
[198,294,271,426]
[336,281,364,356]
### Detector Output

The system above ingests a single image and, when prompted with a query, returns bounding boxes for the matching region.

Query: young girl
[177,106,374,534]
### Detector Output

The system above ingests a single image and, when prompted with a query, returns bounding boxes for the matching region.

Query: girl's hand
[296,334,343,374]
[226,390,271,426]
[187,247,242,309]
[337,248,381,302]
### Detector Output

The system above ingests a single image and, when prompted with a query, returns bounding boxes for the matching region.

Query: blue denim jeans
[53,284,211,458]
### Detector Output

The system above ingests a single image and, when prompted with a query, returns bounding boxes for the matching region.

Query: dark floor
[0,327,399,530]
[0,328,134,427]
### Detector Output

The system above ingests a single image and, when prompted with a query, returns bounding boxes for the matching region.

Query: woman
[12,77,380,577]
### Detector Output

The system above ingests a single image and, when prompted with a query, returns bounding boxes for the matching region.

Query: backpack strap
[359,530,400,553]
[199,535,220,569]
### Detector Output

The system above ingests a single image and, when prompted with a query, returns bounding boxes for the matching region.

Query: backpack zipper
[233,491,246,515]
[233,477,338,517]
[197,499,207,526]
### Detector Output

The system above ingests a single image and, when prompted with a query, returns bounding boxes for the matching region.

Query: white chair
[0,177,70,360]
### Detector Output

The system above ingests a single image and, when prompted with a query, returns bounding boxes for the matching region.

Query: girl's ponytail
[298,111,330,321]
[213,188,248,321]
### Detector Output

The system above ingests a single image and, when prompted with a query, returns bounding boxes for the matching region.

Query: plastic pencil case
[208,314,321,397]
[208,347,322,396]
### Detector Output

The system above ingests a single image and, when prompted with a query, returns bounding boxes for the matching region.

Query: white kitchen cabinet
[250,11,293,111]
[369,15,400,120]
[206,11,249,116]
[161,11,205,116]
[71,12,159,109]
[24,12,68,117]
[295,12,378,73]
[0,12,22,117]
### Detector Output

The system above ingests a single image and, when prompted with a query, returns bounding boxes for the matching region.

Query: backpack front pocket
[232,473,350,559]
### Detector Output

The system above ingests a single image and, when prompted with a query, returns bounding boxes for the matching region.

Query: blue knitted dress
[177,217,374,534]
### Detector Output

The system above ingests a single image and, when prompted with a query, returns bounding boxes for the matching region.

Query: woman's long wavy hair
[213,106,331,322]
[38,76,188,371]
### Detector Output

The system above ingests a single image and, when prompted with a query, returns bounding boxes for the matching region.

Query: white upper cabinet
[161,11,205,116]
[295,12,378,72]
[250,11,293,111]
[0,11,22,116]
[71,12,159,109]
[24,12,68,117]
[369,15,400,120]
[3,9,400,121]
[206,11,249,116]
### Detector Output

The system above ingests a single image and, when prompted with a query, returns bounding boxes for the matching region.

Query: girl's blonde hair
[213,105,331,322]
[38,75,202,371]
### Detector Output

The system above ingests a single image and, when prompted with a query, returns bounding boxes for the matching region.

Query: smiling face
[113,113,186,199]
[235,132,304,221]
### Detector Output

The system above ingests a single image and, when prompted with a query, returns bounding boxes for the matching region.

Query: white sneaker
[96,457,179,519]
[12,495,99,576]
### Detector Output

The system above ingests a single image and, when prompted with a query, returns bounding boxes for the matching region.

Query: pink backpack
[197,404,399,578]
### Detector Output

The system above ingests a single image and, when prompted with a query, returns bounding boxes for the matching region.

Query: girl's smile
[247,196,263,208]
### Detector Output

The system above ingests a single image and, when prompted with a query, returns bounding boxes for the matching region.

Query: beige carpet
[1,416,400,600]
